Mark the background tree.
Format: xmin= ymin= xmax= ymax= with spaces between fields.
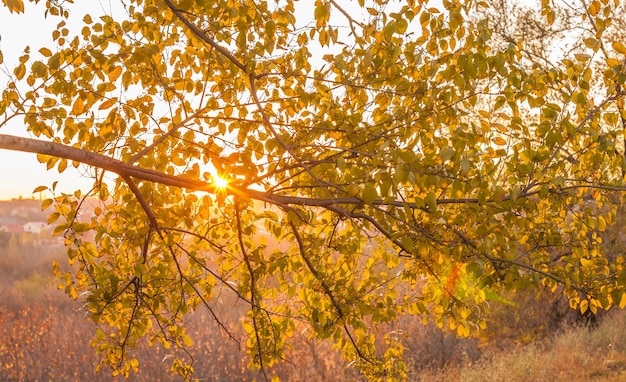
xmin=1 ymin=0 xmax=626 ymax=379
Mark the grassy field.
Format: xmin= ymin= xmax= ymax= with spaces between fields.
xmin=417 ymin=310 xmax=626 ymax=382
xmin=2 ymin=243 xmax=626 ymax=381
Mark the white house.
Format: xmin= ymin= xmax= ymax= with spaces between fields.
xmin=23 ymin=221 xmax=48 ymax=234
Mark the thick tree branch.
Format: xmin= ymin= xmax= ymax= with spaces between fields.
xmin=0 ymin=134 xmax=216 ymax=192
xmin=3 ymin=134 xmax=625 ymax=212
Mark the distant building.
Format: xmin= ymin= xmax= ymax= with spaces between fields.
xmin=0 ymin=224 xmax=25 ymax=233
xmin=23 ymin=222 xmax=48 ymax=234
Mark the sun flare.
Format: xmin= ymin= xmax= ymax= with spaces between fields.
xmin=212 ymin=174 xmax=229 ymax=190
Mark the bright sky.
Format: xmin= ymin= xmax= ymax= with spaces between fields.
xmin=0 ymin=2 xmax=96 ymax=200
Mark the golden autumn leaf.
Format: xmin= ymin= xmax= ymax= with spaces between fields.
xmin=588 ymin=1 xmax=600 ymax=16
xmin=70 ymin=97 xmax=85 ymax=115
xmin=606 ymin=57 xmax=621 ymax=67
xmin=2 ymin=0 xmax=24 ymax=13
xmin=492 ymin=136 xmax=507 ymax=146
xmin=39 ymin=47 xmax=52 ymax=57
xmin=98 ymin=97 xmax=118 ymax=110
xmin=613 ymin=41 xmax=626 ymax=55
xmin=108 ymin=66 xmax=122 ymax=82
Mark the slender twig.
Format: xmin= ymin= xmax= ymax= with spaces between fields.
xmin=128 ymin=109 xmax=204 ymax=164
xmin=162 ymin=0 xmax=247 ymax=73
xmin=289 ymin=221 xmax=373 ymax=364
xmin=329 ymin=0 xmax=365 ymax=37
xmin=235 ymin=202 xmax=269 ymax=381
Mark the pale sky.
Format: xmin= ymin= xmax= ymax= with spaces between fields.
xmin=0 ymin=2 xmax=96 ymax=200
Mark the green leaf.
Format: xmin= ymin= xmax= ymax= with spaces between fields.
xmin=362 ymin=183 xmax=378 ymax=204
xmin=439 ymin=147 xmax=455 ymax=161
xmin=425 ymin=192 xmax=437 ymax=212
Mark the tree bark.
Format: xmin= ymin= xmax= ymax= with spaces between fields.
xmin=0 ymin=134 xmax=214 ymax=191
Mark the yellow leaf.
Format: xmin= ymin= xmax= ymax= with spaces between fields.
xmin=108 ymin=66 xmax=122 ymax=82
xmin=32 ymin=61 xmax=47 ymax=77
xmin=546 ymin=10 xmax=555 ymax=25
xmin=588 ymin=1 xmax=600 ymax=16
xmin=14 ymin=63 xmax=26 ymax=80
xmin=580 ymin=299 xmax=589 ymax=314
xmin=492 ymin=136 xmax=507 ymax=146
xmin=98 ymin=97 xmax=118 ymax=110
xmin=32 ymin=185 xmax=48 ymax=193
xmin=362 ymin=183 xmax=378 ymax=204
xmin=41 ymin=198 xmax=53 ymax=210
xmin=583 ymin=38 xmax=599 ymax=50
xmin=494 ymin=123 xmax=508 ymax=133
xmin=39 ymin=47 xmax=52 ymax=57
xmin=346 ymin=183 xmax=360 ymax=197
xmin=456 ymin=322 xmax=470 ymax=337
xmin=425 ymin=192 xmax=437 ymax=212
xmin=606 ymin=57 xmax=621 ymax=67
xmin=439 ymin=147 xmax=456 ymax=161
xmin=574 ymin=53 xmax=590 ymax=62
xmin=58 ymin=159 xmax=68 ymax=173
xmin=589 ymin=302 xmax=597 ymax=314
xmin=52 ymin=224 xmax=67 ymax=236
xmin=71 ymin=97 xmax=85 ymax=115
xmin=612 ymin=41 xmax=626 ymax=55
xmin=47 ymin=212 xmax=59 ymax=224
xmin=3 ymin=0 xmax=24 ymax=13
xmin=597 ymin=216 xmax=607 ymax=231
xmin=478 ymin=320 xmax=487 ymax=330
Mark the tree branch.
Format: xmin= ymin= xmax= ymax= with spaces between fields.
xmin=2 ymin=133 xmax=624 ymax=213
xmin=0 ymin=134 xmax=216 ymax=192
xmin=162 ymin=0 xmax=248 ymax=73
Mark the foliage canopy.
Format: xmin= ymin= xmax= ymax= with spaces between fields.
xmin=2 ymin=0 xmax=626 ymax=379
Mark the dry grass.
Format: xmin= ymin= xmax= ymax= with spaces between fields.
xmin=3 ymin=289 xmax=626 ymax=381
xmin=416 ymin=310 xmax=626 ymax=382
xmin=2 ymin=242 xmax=626 ymax=381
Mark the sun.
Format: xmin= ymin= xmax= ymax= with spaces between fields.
xmin=202 ymin=163 xmax=229 ymax=192
xmin=212 ymin=173 xmax=229 ymax=190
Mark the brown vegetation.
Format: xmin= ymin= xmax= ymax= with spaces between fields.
xmin=1 ymin=242 xmax=625 ymax=381
xmin=2 ymin=199 xmax=626 ymax=380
